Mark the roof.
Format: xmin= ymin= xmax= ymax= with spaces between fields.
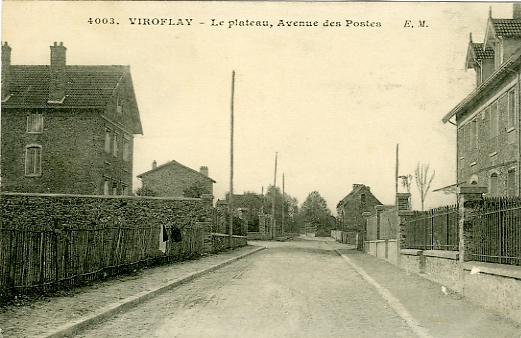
xmin=137 ymin=160 xmax=216 ymax=183
xmin=337 ymin=184 xmax=382 ymax=208
xmin=491 ymin=19 xmax=521 ymax=37
xmin=465 ymin=42 xmax=495 ymax=70
xmin=443 ymin=46 xmax=521 ymax=123
xmin=2 ymin=65 xmax=143 ymax=134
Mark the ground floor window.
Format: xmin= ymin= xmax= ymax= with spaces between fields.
xmin=25 ymin=145 xmax=42 ymax=176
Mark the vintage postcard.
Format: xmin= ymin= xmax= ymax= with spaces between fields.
xmin=1 ymin=1 xmax=520 ymax=337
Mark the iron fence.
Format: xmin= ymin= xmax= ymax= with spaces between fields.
xmin=404 ymin=205 xmax=459 ymax=251
xmin=470 ymin=197 xmax=521 ymax=266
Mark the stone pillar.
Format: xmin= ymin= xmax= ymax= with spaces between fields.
xmin=457 ymin=186 xmax=487 ymax=263
xmin=396 ymin=193 xmax=412 ymax=268
xmin=362 ymin=211 xmax=372 ymax=249
xmin=258 ymin=214 xmax=266 ymax=234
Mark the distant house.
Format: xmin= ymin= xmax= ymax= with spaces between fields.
xmin=137 ymin=160 xmax=215 ymax=198
xmin=336 ymin=184 xmax=382 ymax=232
xmin=443 ymin=4 xmax=521 ymax=197
xmin=0 ymin=42 xmax=143 ymax=195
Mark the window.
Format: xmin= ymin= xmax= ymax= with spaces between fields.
xmin=25 ymin=145 xmax=42 ymax=176
xmin=490 ymin=102 xmax=498 ymax=138
xmin=113 ymin=133 xmax=118 ymax=157
xmin=27 ymin=114 xmax=43 ymax=133
xmin=490 ymin=173 xmax=499 ymax=197
xmin=104 ymin=129 xmax=111 ymax=153
xmin=116 ymin=97 xmax=123 ymax=114
xmin=508 ymin=169 xmax=516 ymax=197
xmin=122 ymin=185 xmax=129 ymax=196
xmin=104 ymin=179 xmax=110 ymax=195
xmin=508 ymin=90 xmax=516 ymax=130
xmin=112 ymin=181 xmax=118 ymax=195
xmin=470 ymin=119 xmax=477 ymax=151
xmin=123 ymin=135 xmax=130 ymax=162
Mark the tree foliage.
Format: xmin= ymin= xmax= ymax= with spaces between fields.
xmin=299 ymin=191 xmax=334 ymax=236
xmin=134 ymin=186 xmax=157 ymax=197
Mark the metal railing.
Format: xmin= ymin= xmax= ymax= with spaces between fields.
xmin=404 ymin=205 xmax=459 ymax=251
xmin=470 ymin=197 xmax=521 ymax=266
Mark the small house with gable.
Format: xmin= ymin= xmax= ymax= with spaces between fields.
xmin=336 ymin=184 xmax=382 ymax=233
xmin=137 ymin=160 xmax=215 ymax=199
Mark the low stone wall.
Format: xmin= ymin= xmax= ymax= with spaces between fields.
xmin=398 ymin=249 xmax=521 ymax=324
xmin=462 ymin=262 xmax=521 ymax=323
xmin=399 ymin=249 xmax=423 ymax=274
xmin=247 ymin=232 xmax=272 ymax=240
xmin=364 ymin=240 xmax=398 ymax=266
xmin=212 ymin=233 xmax=247 ymax=252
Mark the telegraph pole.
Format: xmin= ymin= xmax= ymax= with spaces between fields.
xmin=229 ymin=71 xmax=235 ymax=248
xmin=271 ymin=152 xmax=278 ymax=238
xmin=281 ymin=173 xmax=285 ymax=235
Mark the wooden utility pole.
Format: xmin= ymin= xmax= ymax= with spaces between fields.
xmin=229 ymin=71 xmax=235 ymax=247
xmin=271 ymin=152 xmax=278 ymax=238
xmin=395 ymin=144 xmax=399 ymax=204
xmin=281 ymin=173 xmax=285 ymax=235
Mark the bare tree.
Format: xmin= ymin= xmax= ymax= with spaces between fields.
xmin=415 ymin=163 xmax=435 ymax=211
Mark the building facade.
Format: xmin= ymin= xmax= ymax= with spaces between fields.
xmin=336 ymin=184 xmax=382 ymax=232
xmin=1 ymin=42 xmax=143 ymax=195
xmin=137 ymin=160 xmax=215 ymax=198
xmin=443 ymin=5 xmax=521 ymax=197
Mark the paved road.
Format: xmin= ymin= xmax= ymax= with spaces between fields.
xmin=75 ymin=238 xmax=520 ymax=338
xmin=75 ymin=238 xmax=415 ymax=337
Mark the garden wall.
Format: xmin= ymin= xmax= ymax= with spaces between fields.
xmin=0 ymin=192 xmax=244 ymax=302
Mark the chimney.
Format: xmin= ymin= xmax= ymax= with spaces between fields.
xmin=1 ymin=42 xmax=11 ymax=101
xmin=48 ymin=42 xmax=67 ymax=103
xmin=200 ymin=166 xmax=209 ymax=177
xmin=514 ymin=3 xmax=521 ymax=20
xmin=152 ymin=160 xmax=157 ymax=169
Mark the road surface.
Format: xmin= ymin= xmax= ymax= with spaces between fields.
xmin=75 ymin=238 xmax=520 ymax=338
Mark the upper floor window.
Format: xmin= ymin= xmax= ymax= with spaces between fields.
xmin=508 ymin=89 xmax=516 ymax=130
xmin=113 ymin=133 xmax=118 ymax=157
xmin=104 ymin=129 xmax=111 ymax=153
xmin=116 ymin=97 xmax=123 ymax=114
xmin=25 ymin=145 xmax=42 ymax=176
xmin=27 ymin=114 xmax=43 ymax=133
xmin=490 ymin=102 xmax=498 ymax=138
xmin=508 ymin=169 xmax=516 ymax=197
xmin=123 ymin=135 xmax=130 ymax=162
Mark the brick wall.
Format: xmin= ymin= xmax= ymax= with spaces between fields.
xmin=1 ymin=109 xmax=134 ymax=195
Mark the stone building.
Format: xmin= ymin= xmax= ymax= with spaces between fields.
xmin=443 ymin=4 xmax=521 ymax=197
xmin=137 ymin=160 xmax=215 ymax=198
xmin=1 ymin=42 xmax=143 ymax=195
xmin=336 ymin=184 xmax=382 ymax=232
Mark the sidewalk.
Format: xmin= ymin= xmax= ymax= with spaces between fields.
xmin=328 ymin=239 xmax=521 ymax=338
xmin=0 ymin=245 xmax=264 ymax=338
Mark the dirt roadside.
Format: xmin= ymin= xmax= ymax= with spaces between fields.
xmin=0 ymin=245 xmax=262 ymax=338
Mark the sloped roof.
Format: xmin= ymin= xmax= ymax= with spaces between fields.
xmin=466 ymin=42 xmax=495 ymax=69
xmin=3 ymin=65 xmax=143 ymax=134
xmin=137 ymin=160 xmax=216 ymax=183
xmin=337 ymin=184 xmax=382 ymax=208
xmin=491 ymin=19 xmax=521 ymax=36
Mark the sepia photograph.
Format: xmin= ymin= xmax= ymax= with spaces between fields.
xmin=1 ymin=1 xmax=521 ymax=337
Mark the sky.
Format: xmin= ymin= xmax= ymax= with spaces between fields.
xmin=1 ymin=1 xmax=514 ymax=214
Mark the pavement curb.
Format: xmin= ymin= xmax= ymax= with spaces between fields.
xmin=327 ymin=241 xmax=432 ymax=338
xmin=37 ymin=246 xmax=266 ymax=338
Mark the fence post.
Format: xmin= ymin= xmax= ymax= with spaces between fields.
xmin=457 ymin=186 xmax=487 ymax=264
xmin=396 ymin=193 xmax=412 ymax=268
